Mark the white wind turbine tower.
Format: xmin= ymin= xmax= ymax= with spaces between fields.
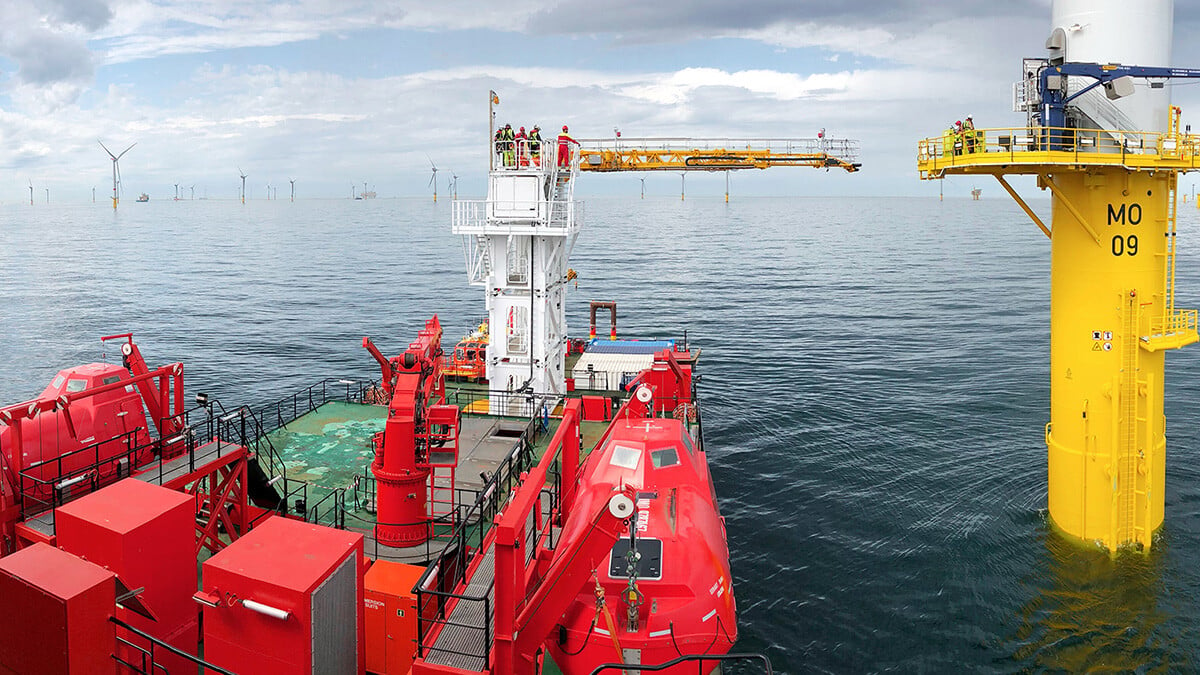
xmin=449 ymin=170 xmax=458 ymax=200
xmin=99 ymin=140 xmax=136 ymax=209
xmin=27 ymin=180 xmax=32 ymax=206
xmin=174 ymin=183 xmax=179 ymax=200
xmin=427 ymin=156 xmax=438 ymax=202
xmin=189 ymin=185 xmax=195 ymax=200
xmin=289 ymin=178 xmax=295 ymax=202
xmin=238 ymin=168 xmax=247 ymax=204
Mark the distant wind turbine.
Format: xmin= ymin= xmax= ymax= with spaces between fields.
xmin=99 ymin=140 xmax=136 ymax=209
xmin=449 ymin=170 xmax=458 ymax=200
xmin=289 ymin=178 xmax=295 ymax=202
xmin=427 ymin=156 xmax=438 ymax=203
xmin=189 ymin=185 xmax=195 ymax=200
xmin=238 ymin=168 xmax=247 ymax=204
xmin=174 ymin=183 xmax=179 ymax=201
xmin=639 ymin=177 xmax=645 ymax=199
xmin=27 ymin=180 xmax=32 ymax=206
xmin=45 ymin=188 xmax=49 ymax=204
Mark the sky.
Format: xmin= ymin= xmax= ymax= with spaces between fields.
xmin=3 ymin=0 xmax=1200 ymax=202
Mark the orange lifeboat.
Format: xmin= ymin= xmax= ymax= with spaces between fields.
xmin=442 ymin=321 xmax=488 ymax=383
xmin=548 ymin=395 xmax=736 ymax=672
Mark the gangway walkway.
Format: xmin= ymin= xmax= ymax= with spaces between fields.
xmin=576 ymin=136 xmax=861 ymax=173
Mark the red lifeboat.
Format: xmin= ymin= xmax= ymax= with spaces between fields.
xmin=549 ymin=414 xmax=736 ymax=673
xmin=1 ymin=363 xmax=150 ymax=497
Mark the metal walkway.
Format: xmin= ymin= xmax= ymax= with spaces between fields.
xmin=133 ymin=441 xmax=241 ymax=487
xmin=425 ymin=544 xmax=496 ymax=671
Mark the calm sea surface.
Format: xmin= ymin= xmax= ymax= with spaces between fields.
xmin=3 ymin=195 xmax=1200 ymax=672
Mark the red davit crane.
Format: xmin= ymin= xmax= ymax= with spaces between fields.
xmin=363 ymin=316 xmax=462 ymax=547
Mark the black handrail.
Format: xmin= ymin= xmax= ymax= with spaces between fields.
xmin=589 ymin=653 xmax=773 ymax=675
xmin=109 ymin=616 xmax=236 ymax=675
xmin=414 ymin=417 xmax=541 ymax=663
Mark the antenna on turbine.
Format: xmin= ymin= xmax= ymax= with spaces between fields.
xmin=99 ymin=140 xmax=136 ymax=209
xmin=238 ymin=168 xmax=247 ymax=204
xmin=426 ymin=155 xmax=439 ymax=202
xmin=289 ymin=178 xmax=295 ymax=202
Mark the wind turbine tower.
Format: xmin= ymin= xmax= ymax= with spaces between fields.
xmin=99 ymin=140 xmax=136 ymax=209
xmin=238 ymin=168 xmax=247 ymax=204
xmin=27 ymin=180 xmax=32 ymax=206
xmin=289 ymin=178 xmax=295 ymax=202
xmin=427 ymin=157 xmax=439 ymax=202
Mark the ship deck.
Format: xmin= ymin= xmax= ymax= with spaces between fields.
xmin=263 ymin=389 xmax=613 ymax=562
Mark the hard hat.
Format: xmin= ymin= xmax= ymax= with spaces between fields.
xmin=966 ymin=114 xmax=973 ymax=119
xmin=563 ymin=125 xmax=569 ymax=131
xmin=519 ymin=126 xmax=525 ymax=132
xmin=956 ymin=120 xmax=962 ymax=125
xmin=533 ymin=125 xmax=539 ymax=130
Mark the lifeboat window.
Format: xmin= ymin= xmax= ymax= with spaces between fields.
xmin=650 ymin=446 xmax=680 ymax=468
xmin=51 ymin=375 xmax=65 ymax=389
xmin=467 ymin=350 xmax=476 ymax=360
xmin=609 ymin=444 xmax=641 ymax=470
xmin=65 ymin=379 xmax=87 ymax=392
xmin=102 ymin=375 xmax=122 ymax=386
xmin=679 ymin=429 xmax=696 ymax=456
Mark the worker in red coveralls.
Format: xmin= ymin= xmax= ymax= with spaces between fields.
xmin=515 ymin=126 xmax=528 ymax=167
xmin=557 ymin=125 xmax=578 ymax=168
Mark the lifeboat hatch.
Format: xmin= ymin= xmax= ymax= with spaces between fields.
xmin=608 ymin=538 xmax=663 ymax=580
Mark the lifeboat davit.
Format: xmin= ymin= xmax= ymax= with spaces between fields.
xmin=549 ymin=407 xmax=736 ymax=672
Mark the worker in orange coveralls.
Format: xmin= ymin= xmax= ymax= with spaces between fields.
xmin=557 ymin=125 xmax=578 ymax=168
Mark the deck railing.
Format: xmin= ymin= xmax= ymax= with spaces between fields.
xmin=917 ymin=125 xmax=1200 ymax=175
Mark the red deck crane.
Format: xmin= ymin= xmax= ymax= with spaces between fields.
xmin=363 ymin=316 xmax=462 ymax=547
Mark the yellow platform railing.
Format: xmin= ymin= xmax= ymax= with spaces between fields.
xmin=916 ymin=126 xmax=1200 ymax=178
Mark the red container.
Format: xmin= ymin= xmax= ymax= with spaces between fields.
xmin=55 ymin=478 xmax=198 ymax=674
xmin=201 ymin=517 xmax=365 ymax=675
xmin=0 ymin=542 xmax=116 ymax=674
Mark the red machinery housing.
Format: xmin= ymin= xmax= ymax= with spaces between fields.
xmin=0 ymin=542 xmax=117 ymax=675
xmin=363 ymin=316 xmax=461 ymax=546
xmin=56 ymin=478 xmax=199 ymax=675
xmin=198 ymin=516 xmax=366 ymax=674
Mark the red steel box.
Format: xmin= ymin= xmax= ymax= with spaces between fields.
xmin=55 ymin=478 xmax=198 ymax=674
xmin=201 ymin=517 xmax=365 ymax=675
xmin=0 ymin=542 xmax=116 ymax=674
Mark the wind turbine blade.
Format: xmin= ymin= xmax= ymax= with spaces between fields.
xmin=427 ymin=174 xmax=434 ymax=187
xmin=98 ymin=140 xmax=116 ymax=160
xmin=116 ymin=142 xmax=137 ymax=160
xmin=425 ymin=154 xmax=437 ymax=170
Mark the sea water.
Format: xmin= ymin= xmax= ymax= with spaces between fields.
xmin=3 ymin=195 xmax=1200 ymax=672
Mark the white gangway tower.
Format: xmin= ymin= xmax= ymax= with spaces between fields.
xmin=453 ymin=114 xmax=582 ymax=415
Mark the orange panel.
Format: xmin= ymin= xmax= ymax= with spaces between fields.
xmin=364 ymin=560 xmax=426 ymax=674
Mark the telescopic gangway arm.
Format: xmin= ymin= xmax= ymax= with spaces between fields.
xmin=576 ymin=137 xmax=861 ymax=173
